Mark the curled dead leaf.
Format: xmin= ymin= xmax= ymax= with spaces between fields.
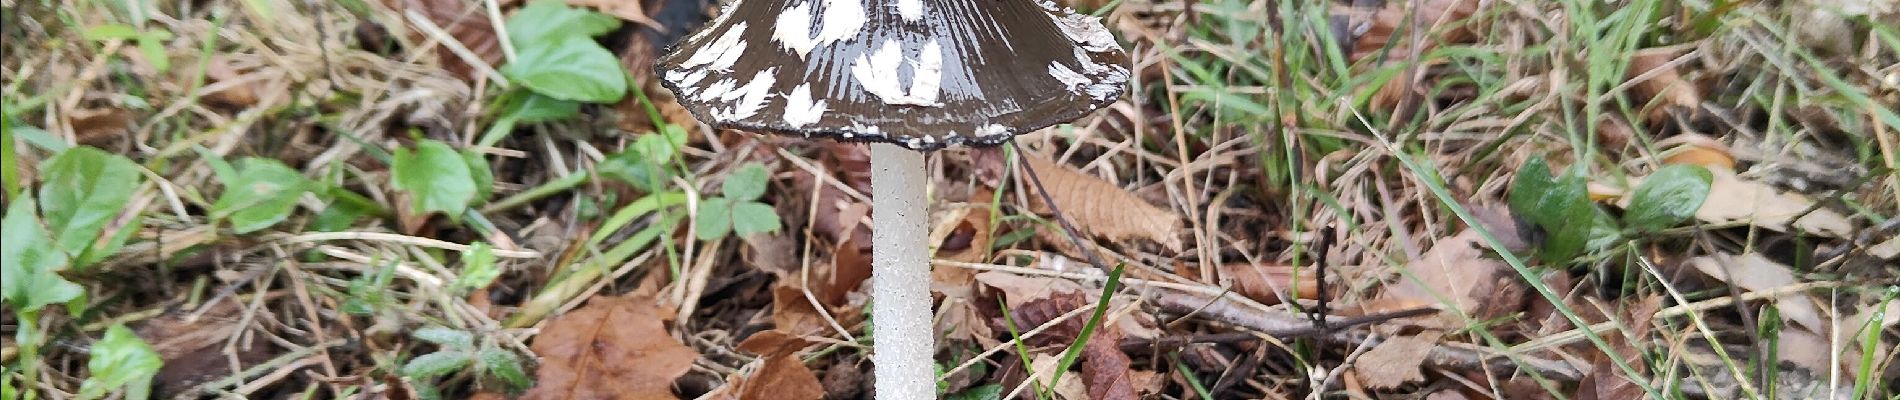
xmin=379 ymin=0 xmax=503 ymax=82
xmin=523 ymin=295 xmax=699 ymax=400
xmin=728 ymin=331 xmax=825 ymax=400
xmin=1217 ymin=263 xmax=1319 ymax=305
xmin=1351 ymin=331 xmax=1442 ymax=390
xmin=1370 ymin=206 xmax=1529 ymax=328
xmin=1081 ymin=330 xmax=1137 ymax=400
xmin=1021 ymin=155 xmax=1183 ymax=253
xmin=1627 ymin=47 xmax=1703 ymax=125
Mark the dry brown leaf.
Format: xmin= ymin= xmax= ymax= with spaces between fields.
xmin=566 ymin=0 xmax=662 ymax=30
xmin=523 ymin=294 xmax=699 ymax=400
xmin=1574 ymin=296 xmax=1661 ymax=400
xmin=1351 ymin=331 xmax=1441 ymax=389
xmin=1217 ymin=263 xmax=1319 ymax=306
xmin=772 ymin=285 xmax=829 ymax=337
xmin=931 ymin=205 xmax=994 ymax=264
xmin=1370 ymin=206 xmax=1529 ymax=328
xmin=995 ymin=288 xmax=1090 ymax=347
xmin=820 ymin=358 xmax=867 ymax=400
xmin=379 ymin=0 xmax=503 ymax=82
xmin=1691 ymin=168 xmax=1854 ymax=238
xmin=1657 ymin=134 xmax=1736 ymax=170
xmin=730 ymin=331 xmax=825 ymax=400
xmin=1688 ymin=254 xmax=1825 ymax=333
xmin=1030 ymin=353 xmax=1089 ymax=400
xmin=1627 ymin=47 xmax=1702 ymax=125
xmin=1081 ymin=330 xmax=1136 ymax=400
xmin=1022 ymin=155 xmax=1183 ymax=252
xmin=1349 ymin=0 xmax=1484 ymax=109
xmin=137 ymin=303 xmax=275 ymax=397
xmin=67 ymin=107 xmax=134 ymax=146
xmin=201 ymin=55 xmax=263 ymax=109
xmin=976 ymin=271 xmax=1087 ymax=311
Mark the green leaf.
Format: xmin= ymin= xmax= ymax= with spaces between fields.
xmin=695 ymin=197 xmax=733 ymax=240
xmin=454 ymin=242 xmax=500 ymax=293
xmin=212 ymin=158 xmax=312 ymax=233
xmin=401 ymin=351 xmax=472 ymax=378
xmin=598 ymin=148 xmax=667 ymax=192
xmin=2 ymin=197 xmax=83 ymax=313
xmin=79 ymin=325 xmax=161 ymax=400
xmin=722 ymin=163 xmax=770 ymax=201
xmin=39 ymin=146 xmax=144 ymax=258
xmin=947 ymin=384 xmax=1003 ymax=400
xmin=463 ymin=150 xmax=494 ymax=204
xmin=1624 ymin=164 xmax=1713 ymax=232
xmin=501 ymin=91 xmax=579 ymax=123
xmin=501 ymin=35 xmax=627 ymax=103
xmin=136 ymin=34 xmax=169 ymax=72
xmin=504 ymin=0 xmax=620 ymax=47
xmin=413 ymin=327 xmax=475 ymax=349
xmin=1507 ymin=158 xmax=1597 ymax=262
xmin=730 ymin=201 xmax=781 ymax=236
xmin=479 ymin=346 xmax=531 ymax=392
xmin=82 ymin=24 xmax=141 ymax=40
xmin=392 ymin=140 xmax=477 ymax=219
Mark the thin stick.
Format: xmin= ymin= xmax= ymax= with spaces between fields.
xmin=869 ymin=143 xmax=934 ymax=400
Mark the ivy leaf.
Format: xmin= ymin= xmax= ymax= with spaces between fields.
xmin=211 ymin=158 xmax=312 ymax=233
xmin=504 ymin=0 xmax=620 ymax=47
xmin=402 ymin=351 xmax=473 ymax=378
xmin=730 ymin=201 xmax=782 ymax=236
xmin=501 ymin=34 xmax=627 ymax=103
xmin=1 ymin=197 xmax=83 ymax=313
xmin=1624 ymin=164 xmax=1713 ymax=233
xmin=392 ymin=140 xmax=477 ymax=220
xmin=695 ymin=197 xmax=733 ymax=240
xmin=38 ymin=146 xmax=144 ymax=258
xmin=413 ymin=327 xmax=475 ymax=349
xmin=78 ymin=325 xmax=162 ymax=400
xmin=722 ymin=163 xmax=770 ymax=201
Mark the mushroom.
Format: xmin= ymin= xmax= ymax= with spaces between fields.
xmin=657 ymin=3 xmax=1127 ymax=398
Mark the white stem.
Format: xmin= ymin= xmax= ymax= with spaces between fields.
xmin=869 ymin=143 xmax=935 ymax=399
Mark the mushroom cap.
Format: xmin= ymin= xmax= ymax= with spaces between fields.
xmin=656 ymin=0 xmax=1130 ymax=150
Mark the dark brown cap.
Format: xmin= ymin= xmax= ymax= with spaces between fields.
xmin=657 ymin=1 xmax=1130 ymax=150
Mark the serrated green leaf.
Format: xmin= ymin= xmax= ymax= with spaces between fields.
xmin=722 ymin=163 xmax=769 ymax=201
xmin=504 ymin=0 xmax=620 ymax=46
xmin=454 ymin=243 xmax=500 ymax=293
xmin=39 ymin=146 xmax=143 ymax=258
xmin=212 ymin=158 xmax=311 ymax=233
xmin=79 ymin=325 xmax=161 ymax=400
xmin=478 ymin=346 xmax=531 ymax=392
xmin=392 ymin=140 xmax=477 ymax=219
xmin=2 ymin=197 xmax=83 ymax=313
xmin=730 ymin=201 xmax=781 ymax=236
xmin=1624 ymin=164 xmax=1713 ymax=232
xmin=695 ymin=197 xmax=733 ymax=240
xmin=502 ymin=35 xmax=627 ymax=103
xmin=413 ymin=327 xmax=475 ymax=349
xmin=401 ymin=351 xmax=472 ymax=378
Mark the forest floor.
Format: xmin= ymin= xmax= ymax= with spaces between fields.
xmin=2 ymin=0 xmax=1898 ymax=399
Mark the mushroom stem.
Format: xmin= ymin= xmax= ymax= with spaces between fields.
xmin=868 ymin=142 xmax=935 ymax=399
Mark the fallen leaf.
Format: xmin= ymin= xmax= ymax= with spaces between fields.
xmin=66 ymin=107 xmax=134 ymax=146
xmin=523 ymin=294 xmax=699 ymax=400
xmin=1030 ymin=353 xmax=1089 ymax=400
xmin=1627 ymin=47 xmax=1702 ymax=125
xmin=1351 ymin=331 xmax=1441 ymax=389
xmin=1688 ymin=254 xmax=1824 ymax=333
xmin=931 ymin=205 xmax=994 ymax=264
xmin=772 ymin=285 xmax=829 ymax=337
xmin=730 ymin=331 xmax=824 ymax=400
xmin=379 ymin=0 xmax=503 ymax=82
xmin=820 ymin=357 xmax=866 ymax=400
xmin=137 ymin=302 xmax=275 ymax=397
xmin=1657 ymin=134 xmax=1735 ymax=170
xmin=1574 ymin=296 xmax=1661 ymax=400
xmin=199 ymin=55 xmax=265 ymax=109
xmin=565 ymin=0 xmax=662 ymax=30
xmin=1021 ymin=155 xmax=1183 ymax=253
xmin=976 ymin=271 xmax=1087 ymax=311
xmin=994 ymin=288 xmax=1090 ymax=347
xmin=1370 ymin=206 xmax=1529 ymax=328
xmin=1081 ymin=330 xmax=1136 ymax=400
xmin=1689 ymin=167 xmax=1854 ymax=238
xmin=1349 ymin=0 xmax=1484 ymax=109
xmin=1217 ymin=263 xmax=1319 ymax=305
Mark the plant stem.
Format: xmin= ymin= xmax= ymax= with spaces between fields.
xmin=869 ymin=143 xmax=935 ymax=399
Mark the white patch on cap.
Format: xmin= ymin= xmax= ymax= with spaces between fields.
xmin=975 ymin=124 xmax=1008 ymax=137
xmin=782 ymin=84 xmax=828 ymax=128
xmin=894 ymin=0 xmax=922 ymax=20
xmin=697 ymin=78 xmax=737 ymax=102
xmin=851 ymin=38 xmax=944 ymax=106
xmin=815 ymin=0 xmax=866 ymax=46
xmin=772 ymin=2 xmax=817 ymax=57
xmin=1049 ymin=62 xmax=1089 ymax=93
xmin=1052 ymin=14 xmax=1117 ymax=53
xmin=682 ymin=22 xmax=750 ymax=71
xmin=717 ymin=69 xmax=778 ymax=121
